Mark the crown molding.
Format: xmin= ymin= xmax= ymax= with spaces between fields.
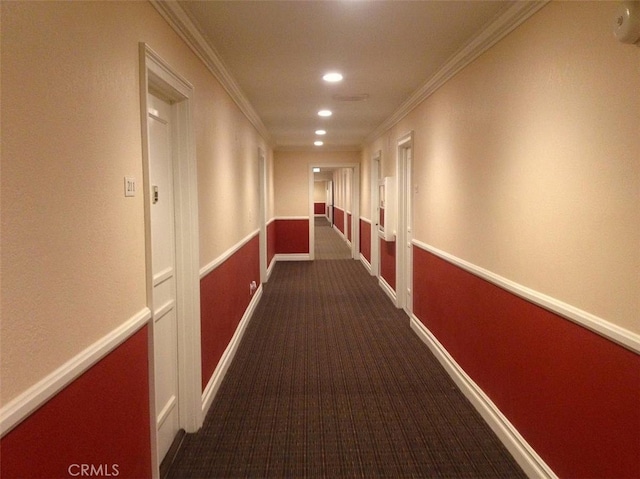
xmin=365 ymin=1 xmax=549 ymax=144
xmin=152 ymin=0 xmax=548 ymax=151
xmin=150 ymin=0 xmax=273 ymax=146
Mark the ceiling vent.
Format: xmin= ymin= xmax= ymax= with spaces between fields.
xmin=332 ymin=93 xmax=370 ymax=102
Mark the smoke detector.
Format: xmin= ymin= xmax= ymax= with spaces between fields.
xmin=613 ymin=1 xmax=640 ymax=44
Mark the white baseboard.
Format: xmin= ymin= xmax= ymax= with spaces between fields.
xmin=333 ymin=225 xmax=347 ymax=242
xmin=1 ymin=308 xmax=151 ymax=437
xmin=266 ymin=257 xmax=276 ymax=279
xmin=409 ymin=315 xmax=557 ymax=479
xmin=201 ymin=286 xmax=263 ymax=416
xmin=359 ymin=254 xmax=372 ymax=274
xmin=274 ymin=253 xmax=311 ymax=262
xmin=378 ymin=277 xmax=397 ymax=306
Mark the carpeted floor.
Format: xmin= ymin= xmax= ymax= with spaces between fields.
xmin=314 ymin=216 xmax=352 ymax=260
xmin=168 ymin=237 xmax=527 ymax=478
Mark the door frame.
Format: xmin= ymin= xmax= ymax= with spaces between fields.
xmin=370 ymin=150 xmax=382 ymax=277
xmin=396 ymin=132 xmax=414 ymax=313
xmin=140 ymin=43 xmax=202 ymax=477
xmin=342 ymin=169 xmax=350 ymax=243
xmin=258 ymin=147 xmax=268 ymax=284
xmin=327 ymin=180 xmax=334 ymax=225
xmin=308 ymin=162 xmax=360 ymax=261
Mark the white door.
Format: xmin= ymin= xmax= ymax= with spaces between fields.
xmin=343 ymin=170 xmax=349 ymax=240
xmin=371 ymin=152 xmax=381 ymax=278
xmin=403 ymin=146 xmax=413 ymax=315
xmin=325 ymin=182 xmax=330 ymax=219
xmin=148 ymin=92 xmax=180 ymax=462
xmin=327 ymin=181 xmax=334 ymax=225
xmin=259 ymin=149 xmax=267 ymax=283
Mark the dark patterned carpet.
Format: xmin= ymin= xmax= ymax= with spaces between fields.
xmin=314 ymin=216 xmax=352 ymax=260
xmin=168 ymin=254 xmax=526 ymax=478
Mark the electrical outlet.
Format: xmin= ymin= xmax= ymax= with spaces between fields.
xmin=249 ymin=280 xmax=257 ymax=295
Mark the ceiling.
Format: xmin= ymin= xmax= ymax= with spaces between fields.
xmin=172 ymin=1 xmax=517 ymax=151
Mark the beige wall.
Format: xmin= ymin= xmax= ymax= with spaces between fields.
xmin=274 ymin=150 xmax=360 ymax=217
xmin=195 ymin=84 xmax=271 ymax=261
xmin=363 ymin=2 xmax=639 ymax=332
xmin=1 ymin=1 xmax=271 ymax=405
xmin=333 ymin=168 xmax=353 ymax=213
xmin=313 ymin=181 xmax=327 ymax=203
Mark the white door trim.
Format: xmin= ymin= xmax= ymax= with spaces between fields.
xmin=370 ymin=150 xmax=382 ymax=278
xmin=308 ymin=163 xmax=360 ymax=261
xmin=139 ymin=43 xmax=202 ymax=477
xmin=258 ymin=148 xmax=268 ymax=283
xmin=396 ymin=132 xmax=414 ymax=313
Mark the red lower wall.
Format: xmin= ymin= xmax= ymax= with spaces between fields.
xmin=334 ymin=208 xmax=345 ymax=235
xmin=267 ymin=220 xmax=276 ymax=267
xmin=412 ymin=245 xmax=640 ymax=479
xmin=314 ymin=202 xmax=325 ymax=215
xmin=359 ymin=219 xmax=371 ymax=263
xmin=347 ymin=213 xmax=352 ymax=242
xmin=0 ymin=326 xmax=152 ymax=478
xmin=274 ymin=219 xmax=309 ymax=254
xmin=380 ymin=239 xmax=396 ymax=290
xmin=200 ymin=236 xmax=260 ymax=390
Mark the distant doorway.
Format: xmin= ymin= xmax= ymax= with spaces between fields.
xmin=308 ymin=163 xmax=360 ymax=261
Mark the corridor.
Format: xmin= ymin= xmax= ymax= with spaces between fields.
xmin=167 ymin=223 xmax=525 ymax=478
xmin=3 ymin=3 xmax=638 ymax=478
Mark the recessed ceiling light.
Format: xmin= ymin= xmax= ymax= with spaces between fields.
xmin=313 ymin=167 xmax=321 ymax=173
xmin=323 ymin=72 xmax=343 ymax=83
xmin=318 ymin=110 xmax=332 ymax=117
xmin=314 ymin=141 xmax=324 ymax=146
xmin=315 ymin=130 xmax=327 ymax=135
